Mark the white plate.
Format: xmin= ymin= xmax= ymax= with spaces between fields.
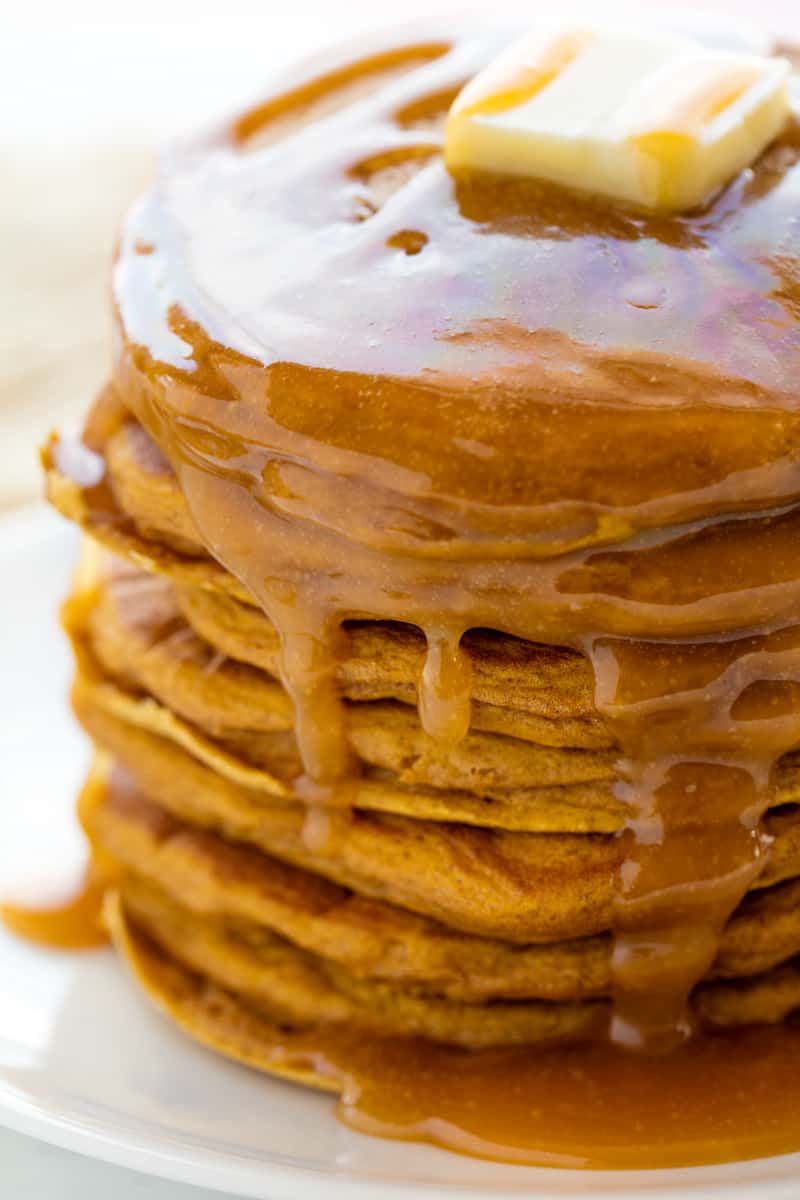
xmin=2 ymin=503 xmax=800 ymax=1200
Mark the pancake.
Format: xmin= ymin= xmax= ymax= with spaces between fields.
xmin=71 ymin=637 xmax=800 ymax=944
xmin=83 ymin=570 xmax=616 ymax=788
xmin=77 ymin=553 xmax=800 ymax=830
xmin=117 ymin=875 xmax=601 ymax=1048
xmin=64 ymin=552 xmax=800 ymax=907
xmin=83 ymin=760 xmax=613 ymax=1004
xmin=48 ymin=402 xmax=800 ymax=637
xmin=104 ymin=889 xmax=341 ymax=1095
xmin=75 ymin=688 xmax=623 ymax=943
xmin=92 ymin=551 xmax=612 ymax=752
xmin=48 ymin=427 xmax=800 ymax=838
xmin=112 ymin=874 xmax=800 ymax=1046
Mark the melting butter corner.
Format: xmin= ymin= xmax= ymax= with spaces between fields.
xmin=444 ymin=26 xmax=791 ymax=212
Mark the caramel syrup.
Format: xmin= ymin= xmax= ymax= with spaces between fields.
xmin=292 ymin=1025 xmax=800 ymax=1169
xmin=1 ymin=863 xmax=109 ymax=950
xmin=33 ymin=22 xmax=800 ymax=1170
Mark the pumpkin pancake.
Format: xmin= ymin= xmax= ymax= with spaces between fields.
xmin=113 ymin=874 xmax=800 ymax=1046
xmin=68 ymin=549 xmax=800 ymax=871
xmin=117 ymin=875 xmax=600 ymax=1048
xmin=83 ymin=759 xmax=613 ymax=1004
xmin=74 ymin=689 xmax=622 ymax=943
xmin=105 ymin=888 xmax=341 ymax=1096
xmin=72 ymin=662 xmax=800 ymax=944
xmin=92 ymin=552 xmax=612 ymax=752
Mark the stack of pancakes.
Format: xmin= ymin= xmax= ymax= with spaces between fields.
xmin=40 ymin=23 xmax=800 ymax=1082
xmin=44 ymin=399 xmax=800 ymax=1060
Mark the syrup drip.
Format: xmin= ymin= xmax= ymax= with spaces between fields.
xmin=1 ymin=863 xmax=109 ymax=950
xmin=418 ymin=624 xmax=471 ymax=744
xmin=272 ymin=609 xmax=355 ymax=786
xmin=166 ymin=463 xmax=356 ymax=788
xmin=591 ymin=631 xmax=800 ymax=1047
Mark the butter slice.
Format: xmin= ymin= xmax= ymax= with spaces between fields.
xmin=445 ymin=27 xmax=791 ymax=211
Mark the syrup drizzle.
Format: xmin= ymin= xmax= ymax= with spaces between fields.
xmin=418 ymin=624 xmax=471 ymax=745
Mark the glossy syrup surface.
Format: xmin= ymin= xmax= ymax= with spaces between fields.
xmin=42 ymin=20 xmax=800 ymax=1166
xmin=298 ymin=1022 xmax=800 ymax=1168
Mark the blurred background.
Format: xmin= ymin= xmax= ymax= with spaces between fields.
xmin=4 ymin=0 xmax=799 ymax=512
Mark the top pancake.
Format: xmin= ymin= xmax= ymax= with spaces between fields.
xmin=113 ymin=24 xmax=800 ymax=541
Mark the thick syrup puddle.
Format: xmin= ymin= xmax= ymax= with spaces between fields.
xmin=115 ymin=903 xmax=800 ymax=1171
xmin=260 ymin=1023 xmax=800 ymax=1169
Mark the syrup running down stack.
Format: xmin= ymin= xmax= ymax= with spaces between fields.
xmin=24 ymin=20 xmax=800 ymax=1167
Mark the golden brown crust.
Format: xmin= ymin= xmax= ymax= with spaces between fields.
xmin=118 ymin=875 xmax=601 ymax=1047
xmin=104 ymin=890 xmax=341 ymax=1094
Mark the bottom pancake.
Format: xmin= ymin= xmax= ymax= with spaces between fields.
xmin=104 ymin=890 xmax=339 ymax=1095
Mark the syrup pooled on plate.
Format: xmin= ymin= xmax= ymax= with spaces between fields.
xmin=288 ymin=1025 xmax=800 ymax=1169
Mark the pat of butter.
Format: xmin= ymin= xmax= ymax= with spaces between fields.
xmin=445 ymin=27 xmax=791 ymax=211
